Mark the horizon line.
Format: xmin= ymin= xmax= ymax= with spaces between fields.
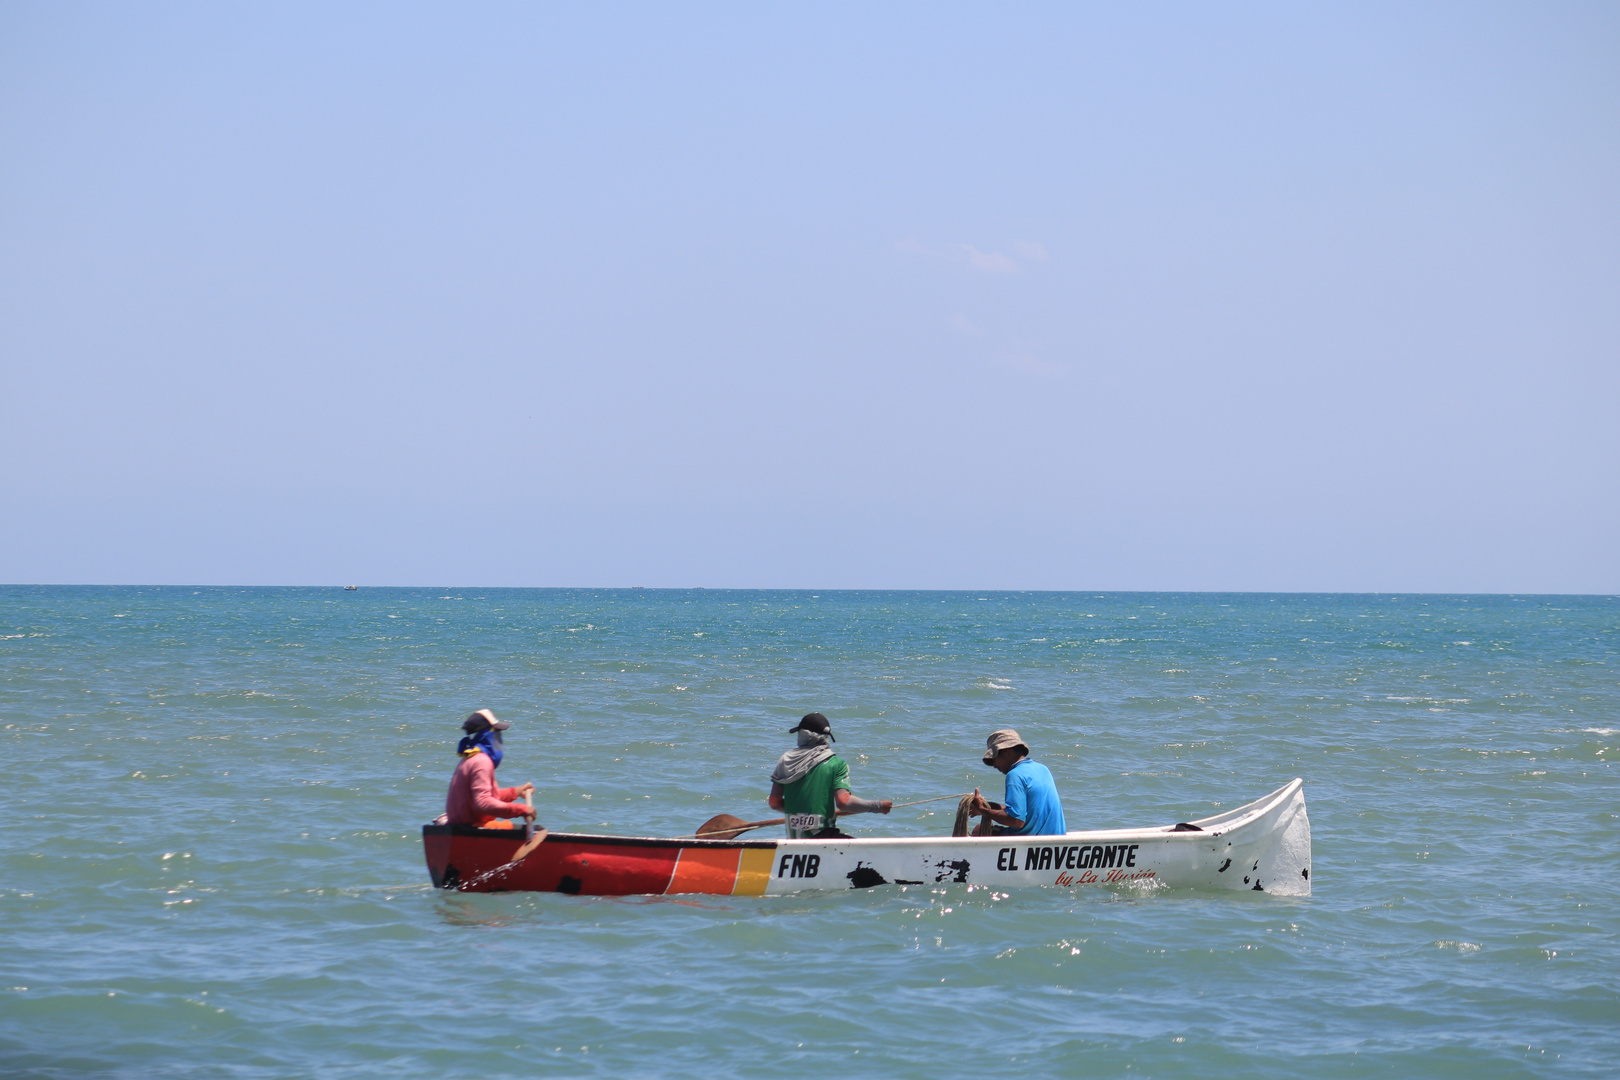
xmin=3 ymin=583 xmax=1616 ymax=599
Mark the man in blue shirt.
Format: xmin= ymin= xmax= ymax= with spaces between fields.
xmin=968 ymin=729 xmax=1066 ymax=836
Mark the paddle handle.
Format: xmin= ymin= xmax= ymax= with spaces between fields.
xmin=524 ymin=791 xmax=534 ymax=840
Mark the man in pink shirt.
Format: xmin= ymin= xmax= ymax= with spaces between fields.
xmin=445 ymin=709 xmax=537 ymax=829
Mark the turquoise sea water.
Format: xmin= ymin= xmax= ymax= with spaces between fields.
xmin=1 ymin=587 xmax=1616 ymax=1078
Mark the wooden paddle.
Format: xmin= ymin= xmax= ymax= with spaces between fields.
xmin=505 ymin=791 xmax=548 ymax=863
xmin=692 ymin=793 xmax=970 ymax=840
xmin=693 ymin=814 xmax=787 ymax=840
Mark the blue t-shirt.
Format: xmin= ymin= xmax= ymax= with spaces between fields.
xmin=1000 ymin=759 xmax=1065 ymax=835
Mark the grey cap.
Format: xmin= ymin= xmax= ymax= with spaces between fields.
xmin=982 ymin=728 xmax=1028 ymax=765
xmin=461 ymin=708 xmax=511 ymax=734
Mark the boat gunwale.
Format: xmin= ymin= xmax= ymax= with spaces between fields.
xmin=421 ymin=780 xmax=1302 ymax=850
xmin=421 ymin=824 xmax=776 ymax=848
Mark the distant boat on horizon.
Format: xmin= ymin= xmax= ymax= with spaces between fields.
xmin=343 ymin=585 xmax=358 ymax=591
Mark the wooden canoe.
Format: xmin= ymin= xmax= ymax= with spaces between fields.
xmin=422 ymin=778 xmax=1311 ymax=898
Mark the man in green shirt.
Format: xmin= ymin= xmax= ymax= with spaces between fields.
xmin=767 ymin=713 xmax=892 ymax=838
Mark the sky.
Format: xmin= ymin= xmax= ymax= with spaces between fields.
xmin=2 ymin=2 xmax=1616 ymax=592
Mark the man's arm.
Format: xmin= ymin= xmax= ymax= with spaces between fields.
xmin=768 ymin=782 xmax=784 ymax=811
xmin=470 ymin=757 xmax=535 ymax=819
xmin=829 ymin=760 xmax=890 ymax=814
xmin=834 ymin=789 xmax=892 ymax=815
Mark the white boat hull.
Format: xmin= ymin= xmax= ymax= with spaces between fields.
xmin=761 ymin=778 xmax=1311 ymax=896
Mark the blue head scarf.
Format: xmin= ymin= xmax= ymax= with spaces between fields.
xmin=456 ymin=727 xmax=503 ymax=768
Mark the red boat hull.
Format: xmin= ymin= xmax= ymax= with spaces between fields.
xmin=423 ymin=824 xmax=778 ymax=896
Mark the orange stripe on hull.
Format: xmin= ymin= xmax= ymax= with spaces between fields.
xmin=666 ymin=845 xmax=743 ymax=895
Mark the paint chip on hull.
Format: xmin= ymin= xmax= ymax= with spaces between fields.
xmin=847 ymin=863 xmax=887 ymax=889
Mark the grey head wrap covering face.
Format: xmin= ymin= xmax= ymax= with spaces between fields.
xmin=770 ymin=728 xmax=836 ymax=785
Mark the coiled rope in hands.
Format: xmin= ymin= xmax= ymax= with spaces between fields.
xmin=953 ymin=795 xmax=974 ymax=837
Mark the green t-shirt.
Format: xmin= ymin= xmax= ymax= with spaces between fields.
xmin=781 ymin=756 xmax=851 ymax=838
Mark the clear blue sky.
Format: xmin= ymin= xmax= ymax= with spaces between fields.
xmin=2 ymin=3 xmax=1616 ymax=591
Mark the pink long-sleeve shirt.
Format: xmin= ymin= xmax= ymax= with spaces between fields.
xmin=445 ymin=751 xmax=527 ymax=825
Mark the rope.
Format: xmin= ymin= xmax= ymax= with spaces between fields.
xmin=894 ymin=790 xmax=965 ymax=806
xmin=953 ymin=795 xmax=974 ymax=837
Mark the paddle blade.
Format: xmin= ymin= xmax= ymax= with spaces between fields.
xmin=695 ymin=814 xmax=753 ymax=840
xmin=507 ymin=827 xmax=548 ymax=865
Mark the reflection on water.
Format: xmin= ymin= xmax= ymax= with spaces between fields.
xmin=434 ymin=896 xmax=528 ymax=928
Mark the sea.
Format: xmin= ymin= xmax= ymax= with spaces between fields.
xmin=1 ymin=587 xmax=1615 ymax=1078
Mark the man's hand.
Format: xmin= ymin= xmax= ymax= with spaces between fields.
xmin=968 ymin=788 xmax=1023 ymax=830
xmin=521 ymin=804 xmax=538 ymax=820
xmin=879 ymin=800 xmax=892 ymax=814
xmin=515 ymin=782 xmax=535 ymax=798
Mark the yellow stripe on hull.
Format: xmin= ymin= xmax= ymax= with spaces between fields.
xmin=732 ymin=846 xmax=776 ymax=896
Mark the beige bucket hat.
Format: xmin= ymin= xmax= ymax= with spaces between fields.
xmin=982 ymin=728 xmax=1029 ymax=765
